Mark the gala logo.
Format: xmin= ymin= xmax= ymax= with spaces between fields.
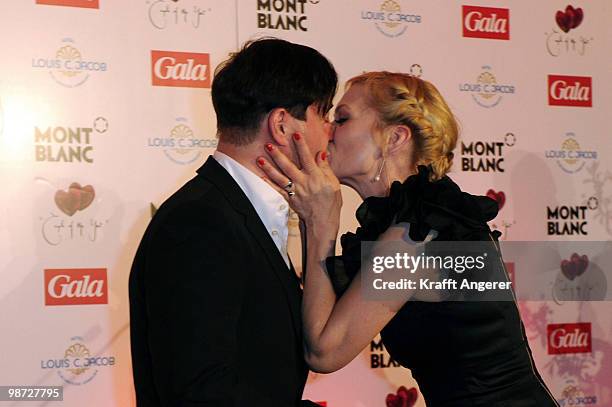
xmin=547 ymin=322 xmax=592 ymax=355
xmin=44 ymin=268 xmax=108 ymax=305
xmin=548 ymin=75 xmax=592 ymax=107
xmin=36 ymin=0 xmax=99 ymax=8
xmin=462 ymin=5 xmax=510 ymax=40
xmin=151 ymin=50 xmax=210 ymax=88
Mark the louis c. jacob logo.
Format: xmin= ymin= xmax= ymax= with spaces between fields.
xmin=32 ymin=38 xmax=107 ymax=87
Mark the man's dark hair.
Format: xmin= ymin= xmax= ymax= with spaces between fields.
xmin=212 ymin=38 xmax=338 ymax=145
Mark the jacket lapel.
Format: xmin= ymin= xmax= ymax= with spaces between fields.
xmin=197 ymin=156 xmax=303 ymax=339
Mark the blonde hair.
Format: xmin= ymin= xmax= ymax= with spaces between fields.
xmin=347 ymin=72 xmax=458 ymax=181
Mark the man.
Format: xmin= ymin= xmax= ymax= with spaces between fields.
xmin=129 ymin=38 xmax=337 ymax=406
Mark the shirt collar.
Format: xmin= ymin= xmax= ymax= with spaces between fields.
xmin=212 ymin=151 xmax=290 ymax=264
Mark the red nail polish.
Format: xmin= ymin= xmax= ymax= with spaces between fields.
xmin=257 ymin=158 xmax=265 ymax=166
xmin=265 ymin=143 xmax=274 ymax=152
xmin=321 ymin=151 xmax=327 ymax=161
xmin=293 ymin=133 xmax=301 ymax=141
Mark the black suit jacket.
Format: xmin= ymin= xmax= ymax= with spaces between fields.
xmin=129 ymin=157 xmax=308 ymax=406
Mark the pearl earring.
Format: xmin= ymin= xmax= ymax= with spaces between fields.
xmin=373 ymin=157 xmax=386 ymax=182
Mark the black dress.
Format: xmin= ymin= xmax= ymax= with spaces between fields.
xmin=326 ymin=166 xmax=559 ymax=407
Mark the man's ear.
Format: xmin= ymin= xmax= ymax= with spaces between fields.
xmin=267 ymin=108 xmax=291 ymax=146
xmin=386 ymin=124 xmax=412 ymax=155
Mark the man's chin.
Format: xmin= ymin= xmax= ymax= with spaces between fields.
xmin=328 ymin=159 xmax=341 ymax=177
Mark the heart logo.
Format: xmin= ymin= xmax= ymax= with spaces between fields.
xmin=486 ymin=189 xmax=506 ymax=211
xmin=561 ymin=253 xmax=589 ymax=280
xmin=386 ymin=386 xmax=418 ymax=407
xmin=54 ymin=182 xmax=95 ymax=216
xmin=566 ymin=5 xmax=584 ymax=29
xmin=556 ymin=5 xmax=584 ymax=33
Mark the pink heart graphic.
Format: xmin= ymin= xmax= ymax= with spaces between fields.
xmin=555 ymin=10 xmax=571 ymax=33
xmin=566 ymin=5 xmax=584 ymax=29
xmin=561 ymin=253 xmax=589 ymax=280
xmin=54 ymin=182 xmax=96 ymax=216
xmin=486 ymin=189 xmax=506 ymax=211
xmin=556 ymin=5 xmax=584 ymax=33
xmin=386 ymin=386 xmax=418 ymax=407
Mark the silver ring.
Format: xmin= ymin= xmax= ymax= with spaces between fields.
xmin=283 ymin=180 xmax=293 ymax=191
xmin=288 ymin=191 xmax=296 ymax=197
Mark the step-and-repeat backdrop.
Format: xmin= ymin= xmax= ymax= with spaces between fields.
xmin=0 ymin=1 xmax=611 ymax=406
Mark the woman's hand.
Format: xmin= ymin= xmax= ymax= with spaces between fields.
xmin=256 ymin=132 xmax=342 ymax=238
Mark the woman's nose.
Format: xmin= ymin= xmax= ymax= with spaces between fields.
xmin=325 ymin=122 xmax=335 ymax=141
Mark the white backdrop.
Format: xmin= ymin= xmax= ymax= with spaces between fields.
xmin=0 ymin=1 xmax=611 ymax=406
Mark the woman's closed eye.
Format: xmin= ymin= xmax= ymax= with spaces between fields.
xmin=334 ymin=117 xmax=348 ymax=125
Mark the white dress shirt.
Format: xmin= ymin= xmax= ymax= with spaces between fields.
xmin=213 ymin=151 xmax=291 ymax=267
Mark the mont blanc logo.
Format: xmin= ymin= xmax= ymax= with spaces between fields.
xmin=547 ymin=200 xmax=597 ymax=236
xmin=151 ymin=50 xmax=210 ymax=88
xmin=256 ymin=0 xmax=320 ymax=32
xmin=370 ymin=337 xmax=401 ymax=369
xmin=462 ymin=5 xmax=510 ymax=40
xmin=461 ymin=133 xmax=515 ymax=172
xmin=34 ymin=117 xmax=108 ymax=164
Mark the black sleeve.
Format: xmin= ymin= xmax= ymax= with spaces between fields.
xmin=144 ymin=203 xmax=248 ymax=406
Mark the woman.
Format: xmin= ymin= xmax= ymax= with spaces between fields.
xmin=256 ymin=72 xmax=558 ymax=406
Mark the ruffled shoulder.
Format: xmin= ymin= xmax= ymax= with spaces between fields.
xmin=326 ymin=165 xmax=501 ymax=296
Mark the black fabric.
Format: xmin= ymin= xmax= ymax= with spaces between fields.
xmin=129 ymin=156 xmax=308 ymax=407
xmin=326 ymin=166 xmax=559 ymax=406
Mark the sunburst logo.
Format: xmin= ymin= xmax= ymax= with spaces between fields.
xmin=170 ymin=123 xmax=195 ymax=155
xmin=544 ymin=133 xmax=597 ymax=174
xmin=557 ymin=379 xmax=597 ymax=406
xmin=32 ymin=38 xmax=108 ymax=87
xmin=64 ymin=342 xmax=91 ymax=376
xmin=147 ymin=117 xmax=217 ymax=165
xmin=361 ymin=0 xmax=422 ymax=38
xmin=561 ymin=138 xmax=580 ymax=166
xmin=40 ymin=336 xmax=116 ymax=385
xmin=459 ymin=65 xmax=516 ymax=108
xmin=380 ymin=0 xmax=401 ymax=29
